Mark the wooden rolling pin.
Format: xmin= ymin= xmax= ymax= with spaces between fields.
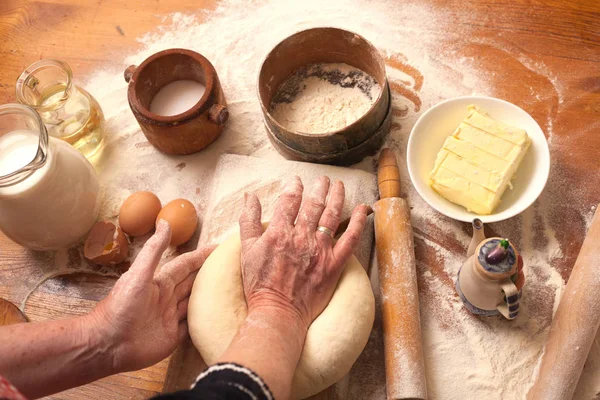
xmin=527 ymin=204 xmax=600 ymax=400
xmin=373 ymin=148 xmax=427 ymax=400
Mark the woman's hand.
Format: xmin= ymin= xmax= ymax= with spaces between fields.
xmin=87 ymin=220 xmax=214 ymax=373
xmin=0 ymin=220 xmax=214 ymax=398
xmin=215 ymin=176 xmax=368 ymax=399
xmin=239 ymin=176 xmax=369 ymax=330
xmin=218 ymin=177 xmax=367 ymax=399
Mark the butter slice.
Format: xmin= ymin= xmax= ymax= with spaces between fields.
xmin=464 ymin=105 xmax=529 ymax=146
xmin=429 ymin=105 xmax=531 ymax=214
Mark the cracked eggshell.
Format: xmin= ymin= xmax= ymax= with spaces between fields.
xmin=84 ymin=221 xmax=129 ymax=266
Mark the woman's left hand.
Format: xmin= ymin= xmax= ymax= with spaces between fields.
xmin=87 ymin=220 xmax=214 ymax=373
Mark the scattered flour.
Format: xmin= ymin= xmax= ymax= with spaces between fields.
xmin=271 ymin=63 xmax=380 ymax=134
xmin=18 ymin=0 xmax=596 ymax=399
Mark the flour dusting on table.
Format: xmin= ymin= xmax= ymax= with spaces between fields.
xmin=44 ymin=0 xmax=599 ymax=398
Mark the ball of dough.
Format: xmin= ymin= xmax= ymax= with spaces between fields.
xmin=188 ymin=230 xmax=375 ymax=399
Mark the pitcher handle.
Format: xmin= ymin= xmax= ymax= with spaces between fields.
xmin=497 ymin=280 xmax=519 ymax=320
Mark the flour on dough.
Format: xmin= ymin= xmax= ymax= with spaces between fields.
xmin=188 ymin=229 xmax=375 ymax=399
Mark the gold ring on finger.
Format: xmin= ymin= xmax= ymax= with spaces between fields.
xmin=316 ymin=226 xmax=334 ymax=239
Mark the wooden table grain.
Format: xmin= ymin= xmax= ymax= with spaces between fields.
xmin=0 ymin=0 xmax=599 ymax=399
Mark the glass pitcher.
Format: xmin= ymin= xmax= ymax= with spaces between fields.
xmin=0 ymin=104 xmax=100 ymax=250
xmin=16 ymin=59 xmax=105 ymax=160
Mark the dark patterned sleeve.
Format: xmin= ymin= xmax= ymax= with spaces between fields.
xmin=152 ymin=363 xmax=274 ymax=400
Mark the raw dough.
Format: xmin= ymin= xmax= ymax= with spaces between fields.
xmin=188 ymin=229 xmax=375 ymax=399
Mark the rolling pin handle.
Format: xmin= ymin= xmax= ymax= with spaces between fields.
xmin=124 ymin=65 xmax=137 ymax=83
xmin=377 ymin=148 xmax=401 ymax=199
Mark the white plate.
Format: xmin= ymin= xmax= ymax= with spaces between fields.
xmin=407 ymin=96 xmax=550 ymax=223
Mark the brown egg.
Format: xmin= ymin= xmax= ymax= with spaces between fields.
xmin=157 ymin=199 xmax=198 ymax=246
xmin=84 ymin=221 xmax=129 ymax=266
xmin=119 ymin=191 xmax=162 ymax=236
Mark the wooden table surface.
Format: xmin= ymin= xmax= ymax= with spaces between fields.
xmin=0 ymin=0 xmax=599 ymax=399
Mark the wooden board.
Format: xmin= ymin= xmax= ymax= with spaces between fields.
xmin=0 ymin=0 xmax=599 ymax=399
xmin=162 ymin=152 xmax=378 ymax=399
xmin=162 ymin=339 xmax=205 ymax=393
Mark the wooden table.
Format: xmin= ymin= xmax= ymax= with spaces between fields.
xmin=0 ymin=0 xmax=599 ymax=399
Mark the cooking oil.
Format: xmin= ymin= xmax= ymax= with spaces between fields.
xmin=16 ymin=59 xmax=106 ymax=160
xmin=38 ymin=84 xmax=105 ymax=159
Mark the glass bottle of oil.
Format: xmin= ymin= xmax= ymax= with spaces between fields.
xmin=16 ymin=59 xmax=105 ymax=160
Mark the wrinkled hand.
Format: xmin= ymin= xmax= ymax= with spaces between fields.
xmin=87 ymin=220 xmax=214 ymax=373
xmin=239 ymin=176 xmax=368 ymax=330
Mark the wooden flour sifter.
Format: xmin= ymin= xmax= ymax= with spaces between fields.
xmin=373 ymin=148 xmax=427 ymax=400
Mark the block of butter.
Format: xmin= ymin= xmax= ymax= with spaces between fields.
xmin=429 ymin=105 xmax=531 ymax=215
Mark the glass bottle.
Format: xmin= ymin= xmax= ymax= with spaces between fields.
xmin=0 ymin=104 xmax=100 ymax=250
xmin=16 ymin=59 xmax=105 ymax=160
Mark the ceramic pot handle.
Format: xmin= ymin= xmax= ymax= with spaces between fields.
xmin=124 ymin=65 xmax=137 ymax=83
xmin=497 ymin=280 xmax=519 ymax=320
xmin=209 ymin=104 xmax=229 ymax=125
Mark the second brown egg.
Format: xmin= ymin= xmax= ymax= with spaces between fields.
xmin=157 ymin=199 xmax=198 ymax=246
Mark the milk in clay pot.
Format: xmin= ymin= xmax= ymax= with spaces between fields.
xmin=0 ymin=104 xmax=100 ymax=250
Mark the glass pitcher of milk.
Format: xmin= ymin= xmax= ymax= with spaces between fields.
xmin=0 ymin=104 xmax=100 ymax=250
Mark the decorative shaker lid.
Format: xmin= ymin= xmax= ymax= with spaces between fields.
xmin=476 ymin=238 xmax=518 ymax=279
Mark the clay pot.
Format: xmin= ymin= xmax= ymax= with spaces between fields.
xmin=125 ymin=49 xmax=228 ymax=155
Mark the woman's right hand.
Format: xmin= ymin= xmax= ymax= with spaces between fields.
xmin=238 ymin=176 xmax=369 ymax=331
